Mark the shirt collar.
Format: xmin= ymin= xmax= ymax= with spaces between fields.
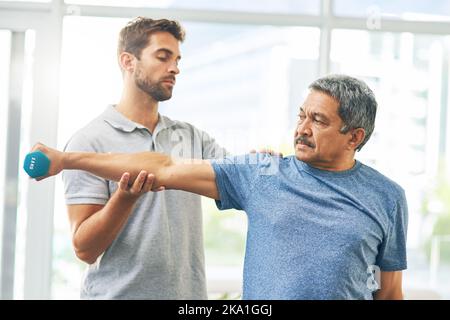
xmin=103 ymin=105 xmax=177 ymax=134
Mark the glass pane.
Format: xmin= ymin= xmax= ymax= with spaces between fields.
xmin=334 ymin=0 xmax=450 ymax=22
xmin=0 ymin=0 xmax=51 ymax=2
xmin=54 ymin=15 xmax=319 ymax=298
xmin=53 ymin=16 xmax=128 ymax=299
xmin=64 ymin=0 xmax=320 ymax=15
xmin=0 ymin=29 xmax=35 ymax=300
xmin=166 ymin=22 xmax=320 ymax=151
xmin=0 ymin=30 xmax=11 ymax=286
xmin=14 ymin=30 xmax=36 ymax=300
xmin=331 ymin=29 xmax=450 ymax=299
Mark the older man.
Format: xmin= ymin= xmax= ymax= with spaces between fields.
xmin=30 ymin=74 xmax=408 ymax=299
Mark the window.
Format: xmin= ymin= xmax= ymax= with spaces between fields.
xmin=0 ymin=31 xmax=12 ymax=298
xmin=334 ymin=0 xmax=450 ymax=22
xmin=64 ymin=0 xmax=321 ymax=15
xmin=52 ymin=16 xmax=127 ymax=298
xmin=331 ymin=29 xmax=450 ymax=298
xmin=0 ymin=28 xmax=36 ymax=299
xmin=3 ymin=0 xmax=450 ymax=300
xmin=165 ymin=22 xmax=320 ymax=152
xmin=0 ymin=31 xmax=11 ymax=230
xmin=0 ymin=0 xmax=50 ymax=2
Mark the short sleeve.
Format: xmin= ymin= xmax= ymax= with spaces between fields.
xmin=376 ymin=189 xmax=409 ymax=271
xmin=62 ymin=132 xmax=110 ymax=205
xmin=210 ymin=153 xmax=279 ymax=211
xmin=201 ymin=130 xmax=230 ymax=160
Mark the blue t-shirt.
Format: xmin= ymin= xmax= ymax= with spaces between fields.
xmin=211 ymin=154 xmax=408 ymax=300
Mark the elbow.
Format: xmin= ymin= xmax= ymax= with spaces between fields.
xmin=72 ymin=237 xmax=99 ymax=265
xmin=374 ymin=289 xmax=404 ymax=300
xmin=74 ymin=248 xmax=98 ymax=265
xmin=392 ymin=291 xmax=404 ymax=300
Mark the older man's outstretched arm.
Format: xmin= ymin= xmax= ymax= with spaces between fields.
xmin=30 ymin=143 xmax=220 ymax=200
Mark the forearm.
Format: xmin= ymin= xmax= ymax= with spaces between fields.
xmin=63 ymin=151 xmax=172 ymax=187
xmin=373 ymin=271 xmax=404 ymax=300
xmin=374 ymin=289 xmax=404 ymax=300
xmin=72 ymin=192 xmax=137 ymax=264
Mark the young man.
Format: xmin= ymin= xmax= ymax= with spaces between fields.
xmin=32 ymin=74 xmax=408 ymax=299
xmin=62 ymin=17 xmax=227 ymax=299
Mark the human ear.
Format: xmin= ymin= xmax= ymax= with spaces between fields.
xmin=348 ymin=128 xmax=365 ymax=151
xmin=119 ymin=52 xmax=135 ymax=73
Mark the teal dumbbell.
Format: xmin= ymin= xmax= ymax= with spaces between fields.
xmin=23 ymin=151 xmax=50 ymax=178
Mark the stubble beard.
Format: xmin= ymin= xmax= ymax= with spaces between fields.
xmin=135 ymin=68 xmax=173 ymax=102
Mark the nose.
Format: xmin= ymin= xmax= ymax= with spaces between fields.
xmin=295 ymin=118 xmax=312 ymax=138
xmin=168 ymin=61 xmax=180 ymax=75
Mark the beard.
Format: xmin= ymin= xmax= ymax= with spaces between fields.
xmin=134 ymin=66 xmax=173 ymax=101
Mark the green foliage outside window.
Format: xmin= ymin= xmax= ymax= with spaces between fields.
xmin=423 ymin=163 xmax=450 ymax=263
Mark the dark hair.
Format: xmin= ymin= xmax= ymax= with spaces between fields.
xmin=118 ymin=17 xmax=185 ymax=59
xmin=309 ymin=74 xmax=378 ymax=151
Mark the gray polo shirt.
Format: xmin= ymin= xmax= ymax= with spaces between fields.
xmin=62 ymin=105 xmax=227 ymax=299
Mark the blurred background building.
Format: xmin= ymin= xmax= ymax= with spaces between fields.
xmin=1 ymin=0 xmax=450 ymax=299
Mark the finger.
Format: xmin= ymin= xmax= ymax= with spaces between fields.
xmin=141 ymin=174 xmax=155 ymax=193
xmin=118 ymin=172 xmax=130 ymax=191
xmin=130 ymin=170 xmax=147 ymax=193
xmin=154 ymin=186 xmax=165 ymax=192
xmin=31 ymin=142 xmax=42 ymax=152
xmin=36 ymin=172 xmax=51 ymax=181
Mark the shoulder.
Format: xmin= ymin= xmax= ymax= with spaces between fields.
xmin=358 ymin=163 xmax=407 ymax=218
xmin=360 ymin=163 xmax=405 ymax=197
xmin=212 ymin=153 xmax=288 ymax=171
xmin=64 ymin=113 xmax=111 ymax=152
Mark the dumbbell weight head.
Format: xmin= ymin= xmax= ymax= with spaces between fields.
xmin=23 ymin=151 xmax=50 ymax=178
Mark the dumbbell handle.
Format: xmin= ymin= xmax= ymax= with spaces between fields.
xmin=23 ymin=151 xmax=51 ymax=178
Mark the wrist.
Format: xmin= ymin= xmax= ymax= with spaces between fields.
xmin=61 ymin=151 xmax=69 ymax=170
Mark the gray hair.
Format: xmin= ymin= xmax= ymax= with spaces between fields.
xmin=308 ymin=74 xmax=377 ymax=151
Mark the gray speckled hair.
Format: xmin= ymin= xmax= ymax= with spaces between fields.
xmin=309 ymin=74 xmax=377 ymax=151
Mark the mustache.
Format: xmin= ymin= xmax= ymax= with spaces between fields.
xmin=295 ymin=135 xmax=315 ymax=148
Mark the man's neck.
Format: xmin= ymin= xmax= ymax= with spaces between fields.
xmin=116 ymin=88 xmax=159 ymax=133
xmin=305 ymin=156 xmax=356 ymax=172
